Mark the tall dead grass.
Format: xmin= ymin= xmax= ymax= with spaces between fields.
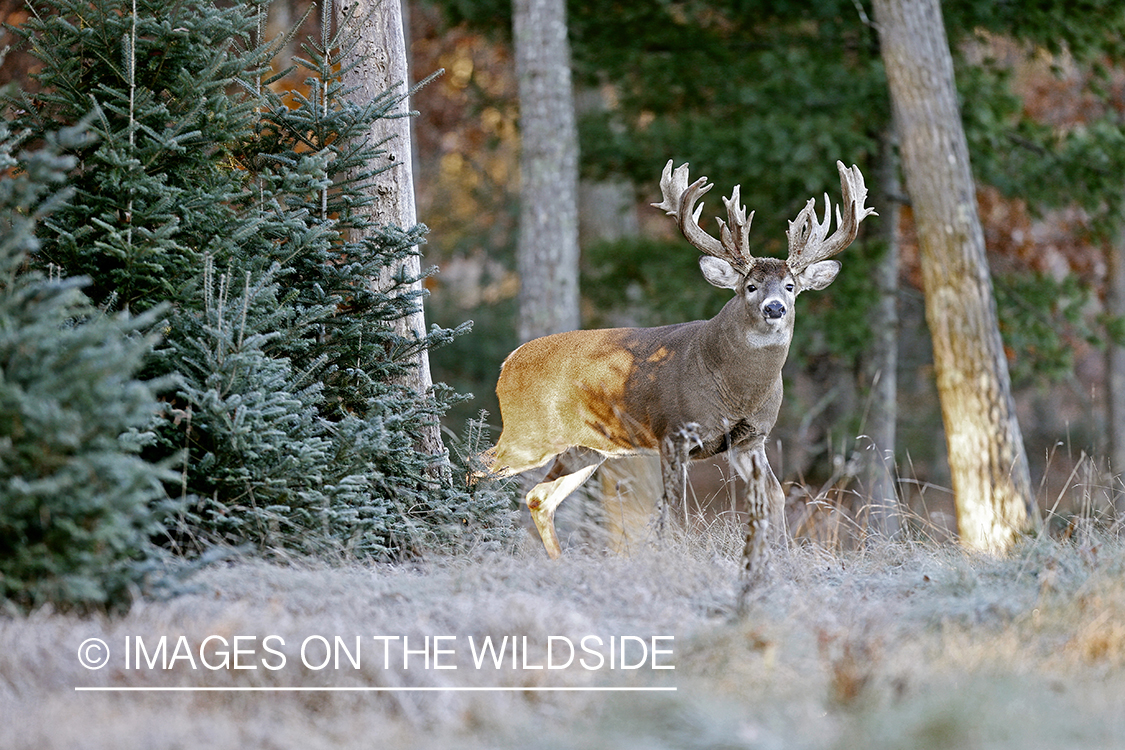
xmin=2 ymin=520 xmax=1124 ymax=749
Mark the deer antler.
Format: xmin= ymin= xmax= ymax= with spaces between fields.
xmin=786 ymin=161 xmax=877 ymax=274
xmin=652 ymin=160 xmax=754 ymax=270
xmin=719 ymin=186 xmax=754 ymax=265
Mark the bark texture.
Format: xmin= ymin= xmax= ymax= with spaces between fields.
xmin=512 ymin=0 xmax=581 ymax=343
xmin=335 ymin=0 xmax=444 ymax=461
xmin=872 ymin=0 xmax=1037 ymax=550
xmin=1108 ymin=239 xmax=1125 ymax=517
xmin=860 ymin=125 xmax=902 ymax=539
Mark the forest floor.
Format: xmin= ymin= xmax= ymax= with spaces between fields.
xmin=3 ymin=521 xmax=1125 ymax=749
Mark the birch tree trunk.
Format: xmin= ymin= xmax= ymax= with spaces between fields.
xmin=872 ymin=0 xmax=1038 ymax=550
xmin=512 ymin=0 xmax=580 ymax=343
xmin=334 ymin=0 xmax=445 ymax=462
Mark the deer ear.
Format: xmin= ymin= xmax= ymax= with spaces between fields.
xmin=699 ymin=256 xmax=742 ymax=290
xmin=796 ymin=260 xmax=840 ymax=291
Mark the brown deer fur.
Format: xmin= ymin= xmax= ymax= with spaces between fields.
xmin=486 ymin=161 xmax=875 ymax=594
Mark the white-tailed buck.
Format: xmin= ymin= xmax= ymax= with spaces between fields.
xmin=488 ymin=160 xmax=875 ymax=583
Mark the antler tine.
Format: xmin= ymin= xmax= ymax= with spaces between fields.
xmin=651 ymin=160 xmax=752 ymax=267
xmin=718 ymin=185 xmax=753 ymax=266
xmin=652 ymin=160 xmax=685 ymax=213
xmin=787 ymin=161 xmax=878 ymax=274
xmin=786 ymin=195 xmax=832 ymax=271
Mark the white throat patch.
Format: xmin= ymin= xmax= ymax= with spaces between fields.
xmin=745 ymin=325 xmax=789 ymax=349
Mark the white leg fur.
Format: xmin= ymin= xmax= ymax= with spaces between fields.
xmin=526 ymin=462 xmax=604 ymax=559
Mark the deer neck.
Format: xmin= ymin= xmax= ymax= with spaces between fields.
xmin=698 ymin=297 xmax=792 ymax=400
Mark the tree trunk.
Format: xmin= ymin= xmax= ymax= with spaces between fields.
xmin=1108 ymin=237 xmax=1125 ymax=518
xmin=872 ymin=0 xmax=1037 ymax=551
xmin=512 ymin=0 xmax=580 ymax=343
xmin=334 ymin=0 xmax=446 ymax=463
xmin=860 ymin=124 xmax=902 ymax=539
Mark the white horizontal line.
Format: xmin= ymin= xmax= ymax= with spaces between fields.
xmin=74 ymin=686 xmax=677 ymax=693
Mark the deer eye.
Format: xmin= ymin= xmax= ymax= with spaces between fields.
xmin=747 ymin=284 xmax=757 ymax=293
xmin=785 ymin=283 xmax=795 ymax=292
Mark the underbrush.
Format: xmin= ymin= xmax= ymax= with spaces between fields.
xmin=1 ymin=524 xmax=1123 ymax=749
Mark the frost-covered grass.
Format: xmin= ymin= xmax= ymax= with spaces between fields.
xmin=2 ymin=523 xmax=1124 ymax=749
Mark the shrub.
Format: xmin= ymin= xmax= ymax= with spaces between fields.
xmin=0 ymin=120 xmax=177 ymax=611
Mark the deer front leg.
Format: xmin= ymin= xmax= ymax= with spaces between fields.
xmin=657 ymin=423 xmax=702 ymax=537
xmin=732 ymin=446 xmax=783 ymax=610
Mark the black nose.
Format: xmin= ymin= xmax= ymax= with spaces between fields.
xmin=763 ymin=300 xmax=786 ymax=319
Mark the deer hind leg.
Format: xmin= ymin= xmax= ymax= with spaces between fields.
xmin=526 ymin=449 xmax=606 ymax=559
xmin=733 ymin=447 xmax=783 ymax=609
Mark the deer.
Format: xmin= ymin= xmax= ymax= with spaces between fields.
xmin=486 ymin=160 xmax=875 ymax=587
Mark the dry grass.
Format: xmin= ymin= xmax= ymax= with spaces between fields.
xmin=3 ymin=523 xmax=1125 ymax=749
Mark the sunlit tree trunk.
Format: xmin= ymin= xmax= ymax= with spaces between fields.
xmin=872 ymin=0 xmax=1038 ymax=550
xmin=335 ymin=0 xmax=446 ymax=463
xmin=512 ymin=0 xmax=580 ymax=342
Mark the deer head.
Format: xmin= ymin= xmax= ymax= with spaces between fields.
xmin=652 ymin=159 xmax=876 ymax=342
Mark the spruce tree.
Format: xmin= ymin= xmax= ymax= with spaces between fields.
xmin=7 ymin=0 xmax=515 ymax=560
xmin=0 ymin=117 xmax=177 ymax=611
xmin=158 ymin=3 xmax=513 ymax=557
xmin=8 ymin=0 xmax=263 ymax=310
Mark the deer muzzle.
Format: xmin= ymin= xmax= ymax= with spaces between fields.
xmin=762 ymin=300 xmax=786 ymax=320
